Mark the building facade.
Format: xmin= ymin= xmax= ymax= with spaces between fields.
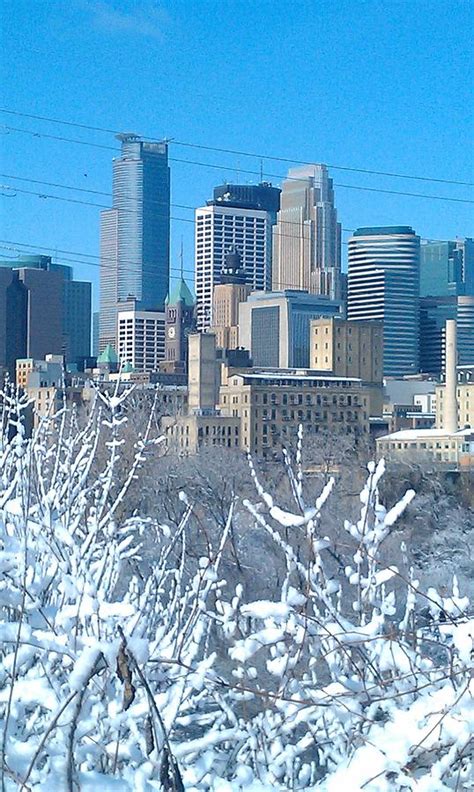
xmin=272 ymin=165 xmax=341 ymax=299
xmin=310 ymin=317 xmax=383 ymax=382
xmin=212 ymin=182 xmax=281 ymax=224
xmin=195 ymin=185 xmax=278 ymax=330
xmin=117 ymin=307 xmax=165 ymax=373
xmin=347 ymin=226 xmax=420 ymax=376
xmin=457 ymin=296 xmax=474 ymax=366
xmin=99 ymin=134 xmax=170 ymax=351
xmin=209 ymin=248 xmax=251 ymax=350
xmin=310 ymin=317 xmax=384 ymax=415
xmin=219 ymin=369 xmax=369 ymax=459
xmin=0 ymin=255 xmax=91 ymax=366
xmin=0 ymin=269 xmax=27 ymax=379
xmin=239 ymin=290 xmax=342 ymax=369
xmin=420 ymin=238 xmax=474 ymax=297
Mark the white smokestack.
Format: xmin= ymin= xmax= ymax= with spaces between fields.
xmin=444 ymin=319 xmax=457 ymax=434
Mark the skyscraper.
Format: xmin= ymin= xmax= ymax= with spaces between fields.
xmin=99 ymin=134 xmax=170 ymax=352
xmin=0 ymin=269 xmax=27 ymax=379
xmin=194 ymin=182 xmax=280 ymax=331
xmin=272 ymin=165 xmax=341 ymax=299
xmin=0 ymin=255 xmax=91 ymax=365
xmin=347 ymin=226 xmax=420 ymax=377
xmin=420 ymin=238 xmax=474 ymax=297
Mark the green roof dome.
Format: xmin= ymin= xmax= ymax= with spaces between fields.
xmin=122 ymin=361 xmax=134 ymax=373
xmin=165 ymin=278 xmax=194 ymax=307
xmin=97 ymin=344 xmax=119 ymax=364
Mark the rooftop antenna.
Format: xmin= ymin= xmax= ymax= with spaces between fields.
xmin=260 ymin=159 xmax=264 ymax=183
xmin=180 ymin=237 xmax=184 ymax=279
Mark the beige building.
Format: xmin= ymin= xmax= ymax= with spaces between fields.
xmin=161 ymin=332 xmax=240 ymax=454
xmin=377 ymin=428 xmax=473 ymax=470
xmin=219 ymin=368 xmax=369 ymax=459
xmin=436 ymin=381 xmax=473 ymax=430
xmin=162 ymin=413 xmax=240 ymax=454
xmin=209 ymin=282 xmax=250 ymax=350
xmin=310 ymin=318 xmax=383 ymax=416
xmin=310 ymin=318 xmax=383 ymax=381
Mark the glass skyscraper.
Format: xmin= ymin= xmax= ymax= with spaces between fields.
xmin=99 ymin=134 xmax=170 ymax=352
xmin=347 ymin=227 xmax=420 ymax=377
xmin=420 ymin=239 xmax=474 ymax=297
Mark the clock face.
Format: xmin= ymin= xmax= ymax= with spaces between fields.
xmin=168 ymin=326 xmax=176 ymax=339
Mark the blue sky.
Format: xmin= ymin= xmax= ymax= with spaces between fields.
xmin=1 ymin=0 xmax=473 ymax=308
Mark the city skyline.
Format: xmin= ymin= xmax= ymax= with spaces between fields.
xmin=1 ymin=1 xmax=472 ymax=307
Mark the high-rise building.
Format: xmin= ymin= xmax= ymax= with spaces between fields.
xmin=272 ymin=165 xmax=341 ymax=299
xmin=238 ymin=290 xmax=342 ymax=369
xmin=347 ymin=226 xmax=420 ymax=377
xmin=99 ymin=134 xmax=170 ymax=352
xmin=0 ymin=269 xmax=28 ymax=379
xmin=420 ymin=238 xmax=474 ymax=297
xmin=0 ymin=255 xmax=91 ymax=365
xmin=18 ymin=268 xmax=64 ymax=360
xmin=195 ymin=182 xmax=280 ymax=330
xmin=212 ymin=182 xmax=281 ymax=224
xmin=117 ymin=305 xmax=165 ymax=373
xmin=209 ymin=248 xmax=251 ymax=350
xmin=420 ymin=296 xmax=456 ymax=374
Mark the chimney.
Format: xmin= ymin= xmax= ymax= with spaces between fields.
xmin=444 ymin=319 xmax=457 ymax=433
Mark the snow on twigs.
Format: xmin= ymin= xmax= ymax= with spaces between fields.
xmin=0 ymin=391 xmax=472 ymax=791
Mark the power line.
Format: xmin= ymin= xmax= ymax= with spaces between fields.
xmin=2 ymin=129 xmax=472 ymax=205
xmin=0 ymin=238 xmax=350 ymax=294
xmin=0 ymin=173 xmax=358 ymax=233
xmin=1 ymin=107 xmax=472 ymax=188
xmin=0 ymin=183 xmax=359 ymax=246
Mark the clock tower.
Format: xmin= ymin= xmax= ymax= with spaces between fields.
xmin=163 ymin=277 xmax=195 ymax=373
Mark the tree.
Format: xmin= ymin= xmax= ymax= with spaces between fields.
xmin=1 ymin=387 xmax=472 ymax=790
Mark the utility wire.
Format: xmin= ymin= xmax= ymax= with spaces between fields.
xmin=0 ymin=172 xmax=357 ymax=232
xmin=1 ymin=183 xmax=359 ymax=246
xmin=1 ymin=130 xmax=472 ymax=204
xmin=0 ymin=239 xmax=349 ymax=294
xmin=1 ymin=107 xmax=472 ymax=187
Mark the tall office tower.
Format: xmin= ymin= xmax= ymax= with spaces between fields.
xmin=18 ymin=268 xmax=64 ymax=359
xmin=212 ymin=182 xmax=281 ymax=224
xmin=0 ymin=264 xmax=62 ymax=373
xmin=99 ymin=134 xmax=170 ymax=352
xmin=195 ymin=182 xmax=280 ymax=331
xmin=420 ymin=295 xmax=474 ymax=374
xmin=209 ymin=248 xmax=251 ymax=350
xmin=347 ymin=226 xmax=420 ymax=377
xmin=0 ymin=255 xmax=91 ymax=364
xmin=0 ymin=269 xmax=28 ymax=378
xmin=420 ymin=238 xmax=474 ymax=297
xmin=272 ymin=165 xmax=341 ymax=299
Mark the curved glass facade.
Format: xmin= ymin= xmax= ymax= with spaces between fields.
xmin=347 ymin=227 xmax=420 ymax=376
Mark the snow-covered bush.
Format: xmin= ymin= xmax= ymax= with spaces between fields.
xmin=0 ymin=389 xmax=472 ymax=791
